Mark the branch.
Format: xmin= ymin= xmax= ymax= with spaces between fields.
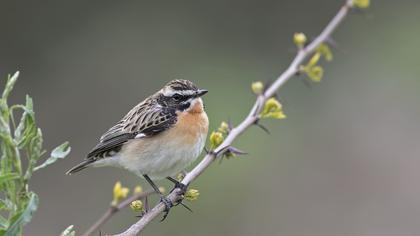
xmin=114 ymin=1 xmax=357 ymax=235
xmin=82 ymin=190 xmax=155 ymax=236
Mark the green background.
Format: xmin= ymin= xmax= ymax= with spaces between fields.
xmin=1 ymin=0 xmax=420 ymax=235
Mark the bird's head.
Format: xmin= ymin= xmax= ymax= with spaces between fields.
xmin=156 ymin=79 xmax=208 ymax=113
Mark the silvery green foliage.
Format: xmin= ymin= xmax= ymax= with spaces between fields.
xmin=60 ymin=225 xmax=76 ymax=236
xmin=0 ymin=72 xmax=71 ymax=236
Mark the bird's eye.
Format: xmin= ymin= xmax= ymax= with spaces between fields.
xmin=172 ymin=93 xmax=182 ymax=101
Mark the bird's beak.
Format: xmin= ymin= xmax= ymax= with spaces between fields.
xmin=196 ymin=89 xmax=208 ymax=97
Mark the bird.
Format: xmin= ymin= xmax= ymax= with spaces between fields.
xmin=66 ymin=79 xmax=209 ymax=218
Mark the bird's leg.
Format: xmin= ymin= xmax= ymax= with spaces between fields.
xmin=166 ymin=177 xmax=192 ymax=213
xmin=144 ymin=196 xmax=149 ymax=212
xmin=166 ymin=177 xmax=188 ymax=194
xmin=143 ymin=175 xmax=173 ymax=221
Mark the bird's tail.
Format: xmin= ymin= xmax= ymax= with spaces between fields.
xmin=66 ymin=159 xmax=96 ymax=175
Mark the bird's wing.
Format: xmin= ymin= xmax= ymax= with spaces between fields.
xmin=87 ymin=99 xmax=177 ymax=158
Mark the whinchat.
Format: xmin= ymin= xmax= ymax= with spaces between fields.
xmin=67 ymin=80 xmax=209 ymax=216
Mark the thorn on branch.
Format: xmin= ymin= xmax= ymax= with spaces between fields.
xmin=144 ymin=196 xmax=149 ymax=212
xmin=217 ymin=145 xmax=247 ymax=163
xmin=227 ymin=146 xmax=247 ymax=155
xmin=227 ymin=119 xmax=234 ymax=131
xmin=177 ymin=201 xmax=193 ymax=212
xmin=254 ymin=120 xmax=270 ymax=134
xmin=299 ymin=76 xmax=313 ymax=89
xmin=204 ymin=147 xmax=217 ymax=156
xmin=219 ymin=146 xmax=247 ymax=161
xmin=325 ymin=37 xmax=339 ymax=49
xmin=135 ymin=212 xmax=146 ymax=218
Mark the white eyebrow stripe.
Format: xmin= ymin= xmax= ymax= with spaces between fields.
xmin=161 ymin=87 xmax=175 ymax=97
xmin=179 ymin=90 xmax=196 ymax=96
xmin=161 ymin=88 xmax=196 ymax=97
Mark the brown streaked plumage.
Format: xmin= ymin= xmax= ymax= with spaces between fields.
xmin=66 ymin=80 xmax=208 ymax=219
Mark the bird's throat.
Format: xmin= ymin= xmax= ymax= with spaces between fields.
xmin=187 ymin=98 xmax=204 ymax=114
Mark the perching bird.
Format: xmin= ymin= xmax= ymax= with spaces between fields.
xmin=66 ymin=79 xmax=209 ymax=217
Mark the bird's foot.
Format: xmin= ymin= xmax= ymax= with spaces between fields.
xmin=173 ymin=182 xmax=188 ymax=195
xmin=159 ymin=196 xmax=173 ymax=222
xmin=171 ymin=182 xmax=193 ymax=213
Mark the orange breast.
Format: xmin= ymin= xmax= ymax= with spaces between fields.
xmin=172 ymin=110 xmax=209 ymax=144
xmin=188 ymin=99 xmax=204 ymax=114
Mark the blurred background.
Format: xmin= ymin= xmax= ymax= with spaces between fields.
xmin=1 ymin=0 xmax=420 ymax=235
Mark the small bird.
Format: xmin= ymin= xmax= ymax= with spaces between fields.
xmin=67 ymin=79 xmax=209 ymax=216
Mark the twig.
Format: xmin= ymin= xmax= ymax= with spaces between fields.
xmin=114 ymin=1 xmax=356 ymax=235
xmin=82 ymin=190 xmax=155 ymax=236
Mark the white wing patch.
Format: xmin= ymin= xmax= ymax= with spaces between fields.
xmin=135 ymin=133 xmax=146 ymax=139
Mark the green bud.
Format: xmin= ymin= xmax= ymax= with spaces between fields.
xmin=209 ymin=131 xmax=224 ymax=149
xmin=293 ymin=32 xmax=307 ymax=48
xmin=251 ymin=81 xmax=264 ymax=95
xmin=317 ymin=43 xmax=333 ymax=61
xmin=352 ymin=0 xmax=370 ymax=9
xmin=130 ymin=200 xmax=144 ymax=212
xmin=185 ymin=189 xmax=200 ymax=201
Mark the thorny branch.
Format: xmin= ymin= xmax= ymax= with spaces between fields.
xmin=82 ymin=190 xmax=155 ymax=236
xmin=114 ymin=1 xmax=360 ymax=235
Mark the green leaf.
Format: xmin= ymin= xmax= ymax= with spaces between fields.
xmin=307 ymin=52 xmax=321 ymax=67
xmin=0 ymin=100 xmax=9 ymax=125
xmin=29 ymin=128 xmax=43 ymax=159
xmin=24 ymin=128 xmax=44 ymax=180
xmin=0 ymin=131 xmax=13 ymax=147
xmin=0 ymin=115 xmax=11 ymax=138
xmin=2 ymin=72 xmax=19 ymax=100
xmin=0 ymin=215 xmax=8 ymax=230
xmin=14 ymin=96 xmax=36 ymax=149
xmin=34 ymin=142 xmax=71 ymax=171
xmin=5 ymin=192 xmax=38 ymax=236
xmin=0 ymin=199 xmax=5 ymax=210
xmin=317 ymin=43 xmax=333 ymax=61
xmin=0 ymin=198 xmax=15 ymax=212
xmin=0 ymin=173 xmax=19 ymax=185
xmin=306 ymin=65 xmax=324 ymax=82
xmin=60 ymin=225 xmax=76 ymax=236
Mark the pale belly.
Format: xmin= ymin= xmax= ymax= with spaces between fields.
xmin=117 ymin=111 xmax=208 ymax=180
